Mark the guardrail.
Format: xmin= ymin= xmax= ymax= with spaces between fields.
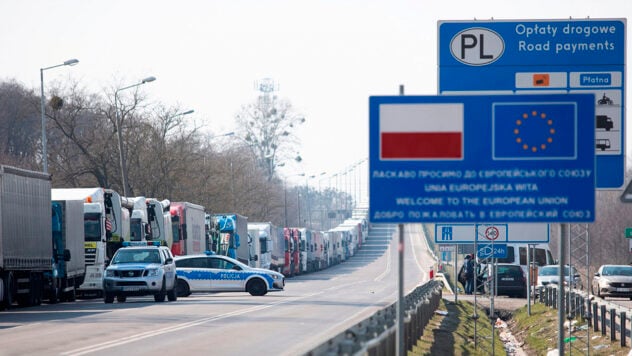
xmin=538 ymin=285 xmax=632 ymax=347
xmin=304 ymin=279 xmax=444 ymax=355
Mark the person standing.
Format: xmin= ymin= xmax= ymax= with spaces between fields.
xmin=459 ymin=254 xmax=470 ymax=292
xmin=465 ymin=253 xmax=475 ymax=295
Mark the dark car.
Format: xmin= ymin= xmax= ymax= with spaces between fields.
xmin=484 ymin=264 xmax=527 ymax=298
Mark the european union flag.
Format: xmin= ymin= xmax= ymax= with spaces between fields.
xmin=492 ymin=102 xmax=577 ymax=160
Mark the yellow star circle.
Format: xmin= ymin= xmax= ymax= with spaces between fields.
xmin=513 ymin=110 xmax=554 ymax=152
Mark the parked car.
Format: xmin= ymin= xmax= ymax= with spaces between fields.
xmin=103 ymin=244 xmax=178 ymax=303
xmin=174 ymin=252 xmax=285 ymax=297
xmin=483 ymin=264 xmax=527 ymax=298
xmin=535 ymin=265 xmax=583 ymax=294
xmin=592 ymin=264 xmax=632 ymax=300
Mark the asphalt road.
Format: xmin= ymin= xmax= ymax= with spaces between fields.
xmin=0 ymin=224 xmax=436 ymax=356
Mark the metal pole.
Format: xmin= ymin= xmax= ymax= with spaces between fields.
xmin=284 ymin=181 xmax=288 ymax=227
xmin=297 ymin=190 xmax=301 ymax=226
xmin=527 ymin=244 xmax=532 ymax=315
xmin=491 ymin=257 xmax=495 ymax=356
xmin=115 ymin=77 xmax=156 ymax=197
xmin=474 ymin=237 xmax=478 ymax=349
xmin=396 ymin=83 xmax=405 ymax=356
xmin=454 ymin=251 xmax=458 ymax=303
xmin=40 ymin=59 xmax=79 ymax=173
xmin=40 ymin=68 xmax=47 ymax=173
xmin=114 ymin=91 xmax=129 ymax=197
xmin=558 ymin=223 xmax=567 ymax=355
xmin=397 ymin=223 xmax=405 ymax=356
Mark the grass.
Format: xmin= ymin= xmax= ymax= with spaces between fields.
xmin=411 ymin=299 xmax=632 ymax=355
xmin=512 ymin=302 xmax=630 ymax=355
xmin=409 ymin=298 xmax=506 ymax=355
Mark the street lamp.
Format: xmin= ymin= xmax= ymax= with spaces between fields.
xmin=172 ymin=109 xmax=194 ymax=118
xmin=284 ymin=173 xmax=305 ymax=227
xmin=115 ymin=76 xmax=156 ymax=197
xmin=306 ymin=172 xmax=326 ymax=229
xmin=40 ymin=58 xmax=79 ymax=173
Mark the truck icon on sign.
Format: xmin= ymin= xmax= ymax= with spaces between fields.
xmin=596 ymin=115 xmax=613 ymax=131
xmin=596 ymin=139 xmax=611 ymax=151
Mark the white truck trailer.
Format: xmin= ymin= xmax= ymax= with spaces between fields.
xmin=0 ymin=165 xmax=52 ymax=308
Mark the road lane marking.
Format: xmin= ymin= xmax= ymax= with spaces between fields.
xmin=60 ymin=293 xmax=322 ymax=356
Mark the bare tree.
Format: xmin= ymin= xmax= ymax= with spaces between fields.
xmin=235 ymin=79 xmax=305 ymax=180
xmin=47 ymin=82 xmax=119 ymax=187
xmin=0 ymin=80 xmax=40 ymax=169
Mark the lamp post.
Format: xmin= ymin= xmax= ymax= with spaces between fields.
xmin=40 ymin=58 xmax=79 ymax=173
xmin=114 ymin=76 xmax=156 ymax=197
xmin=283 ymin=173 xmax=305 ymax=227
xmin=306 ymin=172 xmax=326 ymax=229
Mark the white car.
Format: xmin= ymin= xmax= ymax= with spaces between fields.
xmin=103 ymin=245 xmax=178 ymax=303
xmin=174 ymin=253 xmax=285 ymax=296
xmin=535 ymin=265 xmax=583 ymax=294
xmin=592 ymin=265 xmax=632 ymax=300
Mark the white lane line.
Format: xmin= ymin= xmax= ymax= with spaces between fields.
xmin=374 ymin=231 xmax=394 ymax=282
xmin=61 ymin=293 xmax=323 ymax=356
xmin=408 ymin=224 xmax=425 ymax=273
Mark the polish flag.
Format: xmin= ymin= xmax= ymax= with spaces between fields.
xmin=380 ymin=103 xmax=464 ymax=160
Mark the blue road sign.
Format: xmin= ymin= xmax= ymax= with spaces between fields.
xmin=369 ymin=94 xmax=595 ymax=224
xmin=435 ymin=223 xmax=550 ymax=244
xmin=438 ymin=19 xmax=626 ymax=188
xmin=477 ymin=244 xmax=508 ymax=259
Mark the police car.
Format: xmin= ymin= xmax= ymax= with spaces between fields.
xmin=174 ymin=253 xmax=285 ymax=296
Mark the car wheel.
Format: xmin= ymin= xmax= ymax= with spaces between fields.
xmin=154 ymin=278 xmax=166 ymax=302
xmin=246 ymin=278 xmax=267 ymax=296
xmin=104 ymin=292 xmax=114 ymax=304
xmin=176 ymin=279 xmax=191 ymax=297
xmin=167 ymin=279 xmax=178 ymax=302
xmin=117 ymin=295 xmax=127 ymax=303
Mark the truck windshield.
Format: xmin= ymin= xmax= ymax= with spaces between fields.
xmin=260 ymin=236 xmax=268 ymax=253
xmin=84 ymin=213 xmax=101 ymax=242
xmin=130 ymin=218 xmax=143 ymax=241
xmin=171 ymin=216 xmax=180 ymax=242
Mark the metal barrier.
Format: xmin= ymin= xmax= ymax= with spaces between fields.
xmin=305 ymin=280 xmax=444 ymax=355
xmin=539 ymin=285 xmax=632 ymax=347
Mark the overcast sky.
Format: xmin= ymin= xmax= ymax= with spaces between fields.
xmin=1 ymin=0 xmax=630 ymax=187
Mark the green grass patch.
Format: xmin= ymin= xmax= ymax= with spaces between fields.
xmin=511 ymin=302 xmax=630 ymax=355
xmin=409 ymin=298 xmax=506 ymax=355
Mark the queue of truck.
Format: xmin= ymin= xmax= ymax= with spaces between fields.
xmin=0 ymin=164 xmax=370 ymax=309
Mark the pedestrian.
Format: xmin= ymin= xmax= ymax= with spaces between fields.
xmin=459 ymin=254 xmax=470 ymax=293
xmin=465 ymin=253 xmax=475 ymax=295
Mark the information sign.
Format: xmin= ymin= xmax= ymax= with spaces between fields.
xmin=477 ymin=244 xmax=508 ymax=259
xmin=370 ymin=94 xmax=595 ymax=223
xmin=435 ymin=223 xmax=550 ymax=244
xmin=438 ymin=18 xmax=626 ymax=188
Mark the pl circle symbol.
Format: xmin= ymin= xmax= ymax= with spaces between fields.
xmin=484 ymin=226 xmax=500 ymax=240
